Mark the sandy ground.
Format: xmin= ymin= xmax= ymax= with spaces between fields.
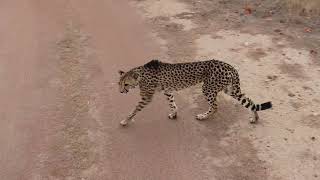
xmin=0 ymin=0 xmax=319 ymax=180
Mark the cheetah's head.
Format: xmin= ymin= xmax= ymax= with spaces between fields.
xmin=118 ymin=70 xmax=140 ymax=94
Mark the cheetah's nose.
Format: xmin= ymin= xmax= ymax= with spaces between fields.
xmin=120 ymin=89 xmax=128 ymax=94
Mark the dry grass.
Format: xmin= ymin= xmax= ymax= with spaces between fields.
xmin=285 ymin=0 xmax=320 ymax=14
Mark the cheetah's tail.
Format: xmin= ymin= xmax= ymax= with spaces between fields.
xmin=237 ymin=94 xmax=272 ymax=111
xmin=256 ymin=101 xmax=272 ymax=111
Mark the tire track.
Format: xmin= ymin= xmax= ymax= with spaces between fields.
xmin=44 ymin=23 xmax=98 ymax=179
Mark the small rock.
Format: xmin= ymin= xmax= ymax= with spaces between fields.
xmin=244 ymin=6 xmax=252 ymax=15
xmin=267 ymin=75 xmax=278 ymax=81
xmin=313 ymin=113 xmax=319 ymax=116
xmin=280 ymin=20 xmax=285 ymax=23
xmin=302 ymin=86 xmax=312 ymax=90
xmin=311 ymin=137 xmax=316 ymax=141
xmin=284 ymin=138 xmax=288 ymax=141
xmin=314 ymin=174 xmax=318 ymax=178
xmin=274 ymin=29 xmax=281 ymax=33
xmin=304 ymin=27 xmax=312 ymax=33
xmin=310 ymin=50 xmax=318 ymax=55
xmin=288 ymin=92 xmax=295 ymax=97
xmin=244 ymin=42 xmax=250 ymax=46
xmin=286 ymin=128 xmax=295 ymax=133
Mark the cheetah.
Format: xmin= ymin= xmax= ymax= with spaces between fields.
xmin=118 ymin=59 xmax=272 ymax=126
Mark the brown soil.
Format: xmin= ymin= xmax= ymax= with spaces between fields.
xmin=0 ymin=0 xmax=319 ymax=180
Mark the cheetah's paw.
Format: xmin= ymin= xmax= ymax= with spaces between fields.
xmin=120 ymin=120 xmax=128 ymax=126
xmin=168 ymin=112 xmax=177 ymax=119
xmin=249 ymin=112 xmax=259 ymax=124
xmin=196 ymin=114 xmax=208 ymax=121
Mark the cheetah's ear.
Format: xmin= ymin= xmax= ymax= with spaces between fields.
xmin=118 ymin=70 xmax=125 ymax=76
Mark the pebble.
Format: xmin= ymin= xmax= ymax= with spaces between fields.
xmin=288 ymin=92 xmax=295 ymax=97
xmin=274 ymin=29 xmax=281 ymax=33
xmin=286 ymin=128 xmax=295 ymax=133
xmin=267 ymin=75 xmax=278 ymax=81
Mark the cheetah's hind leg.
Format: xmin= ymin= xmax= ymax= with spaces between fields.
xmin=164 ymin=92 xmax=178 ymax=119
xmin=223 ymin=84 xmax=233 ymax=95
xmin=196 ymin=92 xmax=218 ymax=121
xmin=251 ymin=111 xmax=259 ymax=124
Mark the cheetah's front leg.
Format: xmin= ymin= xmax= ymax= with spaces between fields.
xmin=164 ymin=92 xmax=178 ymax=119
xmin=120 ymin=91 xmax=154 ymax=126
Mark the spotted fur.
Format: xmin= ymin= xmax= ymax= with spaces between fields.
xmin=118 ymin=59 xmax=272 ymax=126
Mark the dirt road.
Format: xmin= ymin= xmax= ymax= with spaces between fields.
xmin=0 ymin=0 xmax=319 ymax=180
xmin=0 ymin=0 xmax=208 ymax=179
